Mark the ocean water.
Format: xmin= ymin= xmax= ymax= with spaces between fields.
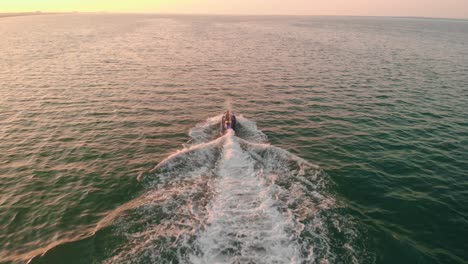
xmin=0 ymin=14 xmax=467 ymax=264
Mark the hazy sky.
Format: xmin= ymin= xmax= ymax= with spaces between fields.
xmin=2 ymin=0 xmax=468 ymax=19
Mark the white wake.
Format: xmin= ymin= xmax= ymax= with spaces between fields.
xmin=103 ymin=114 xmax=365 ymax=264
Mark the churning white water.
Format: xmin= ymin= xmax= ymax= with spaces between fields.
xmin=102 ymin=115 xmax=361 ymax=264
xmin=190 ymin=130 xmax=301 ymax=263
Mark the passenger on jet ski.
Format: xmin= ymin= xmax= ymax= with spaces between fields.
xmin=221 ymin=110 xmax=237 ymax=134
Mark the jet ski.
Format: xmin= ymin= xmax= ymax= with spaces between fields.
xmin=221 ymin=110 xmax=237 ymax=134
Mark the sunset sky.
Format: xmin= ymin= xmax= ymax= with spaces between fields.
xmin=1 ymin=0 xmax=467 ymax=19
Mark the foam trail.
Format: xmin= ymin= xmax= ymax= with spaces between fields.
xmin=97 ymin=114 xmax=365 ymax=264
xmin=190 ymin=130 xmax=300 ymax=263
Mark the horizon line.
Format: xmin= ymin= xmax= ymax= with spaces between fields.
xmin=1 ymin=11 xmax=467 ymax=21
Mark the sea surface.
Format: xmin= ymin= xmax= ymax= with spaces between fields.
xmin=0 ymin=14 xmax=467 ymax=264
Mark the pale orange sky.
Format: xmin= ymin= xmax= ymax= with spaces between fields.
xmin=1 ymin=0 xmax=468 ymax=19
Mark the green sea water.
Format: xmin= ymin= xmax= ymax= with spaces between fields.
xmin=0 ymin=14 xmax=467 ymax=263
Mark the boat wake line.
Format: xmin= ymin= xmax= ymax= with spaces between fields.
xmin=102 ymin=114 xmax=366 ymax=264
